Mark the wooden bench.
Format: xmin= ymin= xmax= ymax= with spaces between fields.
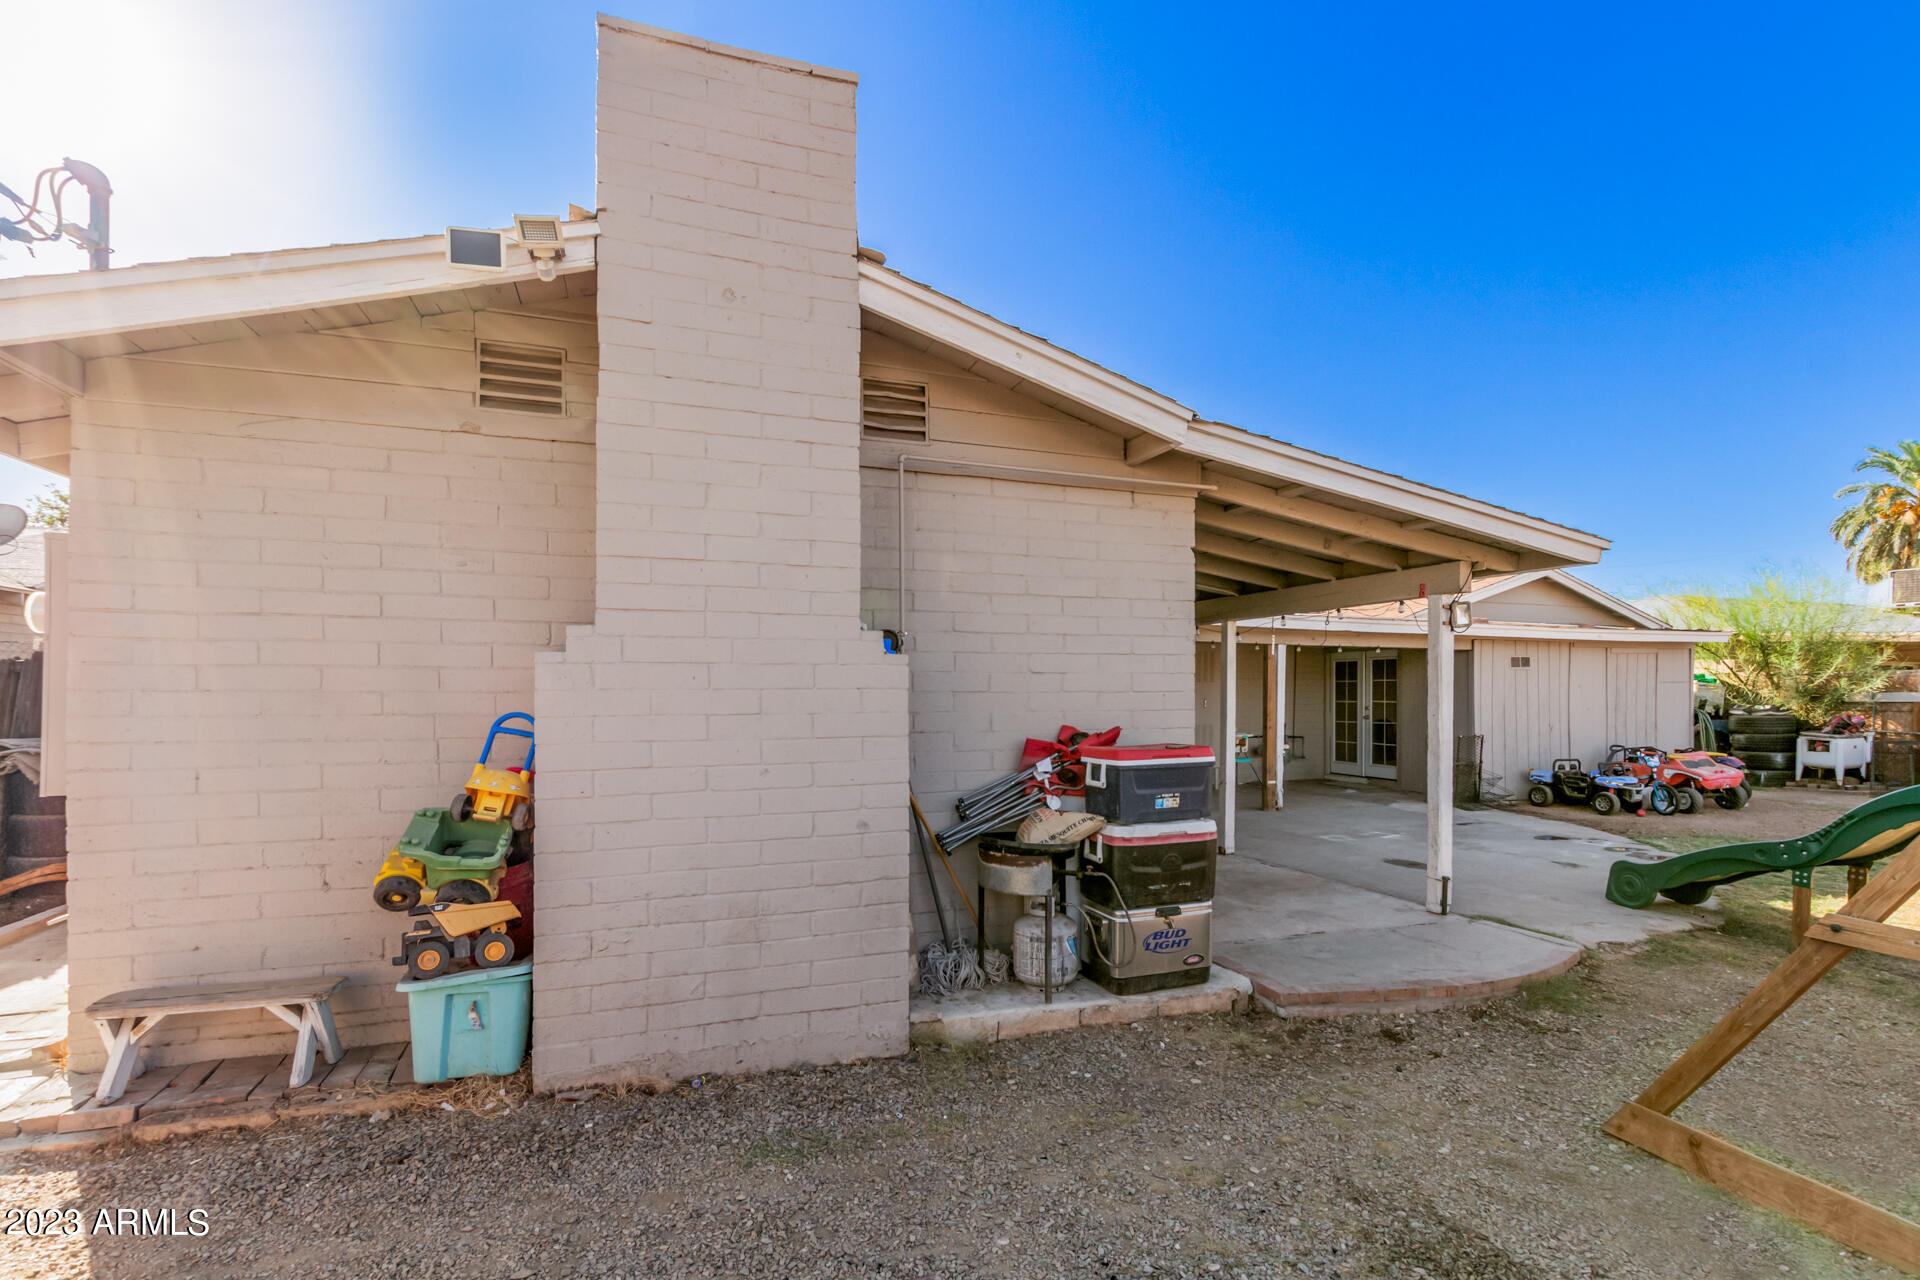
xmin=83 ymin=976 xmax=347 ymax=1105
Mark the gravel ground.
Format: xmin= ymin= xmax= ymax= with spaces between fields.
xmin=3 ymin=878 xmax=1916 ymax=1280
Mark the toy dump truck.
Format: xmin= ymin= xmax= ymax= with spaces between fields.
xmin=452 ymin=712 xmax=535 ymax=831
xmin=393 ymin=898 xmax=522 ymax=980
xmin=372 ymin=807 xmax=515 ymax=911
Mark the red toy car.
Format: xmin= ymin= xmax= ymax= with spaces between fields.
xmin=1606 ymin=745 xmax=1750 ymax=813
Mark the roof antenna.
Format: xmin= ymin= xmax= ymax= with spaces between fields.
xmin=1 ymin=158 xmax=112 ymax=270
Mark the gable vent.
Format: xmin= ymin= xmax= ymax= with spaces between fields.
xmin=1893 ymin=568 xmax=1920 ymax=607
xmin=476 ymin=340 xmax=566 ymax=416
xmin=861 ymin=379 xmax=929 ymax=441
xmin=1510 ymin=655 xmax=1531 ymax=668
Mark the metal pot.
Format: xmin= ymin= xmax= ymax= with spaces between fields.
xmin=976 ymin=846 xmax=1053 ymax=896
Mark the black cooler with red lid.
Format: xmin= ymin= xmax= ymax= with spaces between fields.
xmin=1080 ymin=743 xmax=1215 ymax=824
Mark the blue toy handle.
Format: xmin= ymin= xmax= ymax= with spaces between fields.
xmin=480 ymin=712 xmax=535 ymax=771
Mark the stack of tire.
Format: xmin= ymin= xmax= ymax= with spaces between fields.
xmin=1728 ymin=709 xmax=1798 ymax=788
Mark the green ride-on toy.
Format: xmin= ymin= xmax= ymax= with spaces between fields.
xmin=370 ymin=713 xmax=535 ymax=912
xmin=371 ymin=807 xmax=515 ymax=911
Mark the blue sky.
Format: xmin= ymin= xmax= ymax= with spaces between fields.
xmin=6 ymin=2 xmax=1917 ymax=598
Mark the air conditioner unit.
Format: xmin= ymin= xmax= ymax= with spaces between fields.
xmin=1892 ymin=568 xmax=1920 ymax=608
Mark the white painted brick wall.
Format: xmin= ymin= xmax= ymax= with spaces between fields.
xmin=861 ymin=468 xmax=1196 ymax=944
xmin=531 ymin=19 xmax=909 ymax=1090
xmin=62 ymin=323 xmax=595 ymax=1070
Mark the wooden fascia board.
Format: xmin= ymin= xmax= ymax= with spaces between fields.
xmin=1223 ymin=619 xmax=1729 ymax=644
xmin=1196 ymin=502 xmax=1403 ymax=570
xmin=16 ymin=415 xmax=69 ymax=462
xmin=1193 ymin=530 xmax=1339 ymax=580
xmin=0 ymin=223 xmax=599 ymax=347
xmin=1204 ymin=473 xmax=1521 ymax=572
xmin=1187 ymin=422 xmax=1607 ymax=567
xmin=1193 ymin=551 xmax=1287 ymax=589
xmin=0 ymin=341 xmax=84 ymax=398
xmin=1198 ymin=626 xmax=1472 ymax=650
xmin=1196 ymin=562 xmax=1472 ymax=625
xmin=1126 ymin=434 xmax=1181 ymax=465
xmin=857 ymin=263 xmax=1194 ymax=446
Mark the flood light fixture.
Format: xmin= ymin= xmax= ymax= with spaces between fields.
xmin=513 ymin=215 xmax=566 ymax=282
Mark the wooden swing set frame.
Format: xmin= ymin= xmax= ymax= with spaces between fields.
xmin=1605 ymin=835 xmax=1920 ymax=1272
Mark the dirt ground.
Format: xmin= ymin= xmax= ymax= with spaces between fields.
xmin=1508 ymin=780 xmax=1878 ymax=844
xmin=1497 ymin=775 xmax=1873 ymax=844
xmin=2 ymin=871 xmax=1916 ymax=1280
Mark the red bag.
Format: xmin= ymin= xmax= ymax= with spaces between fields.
xmin=498 ymin=860 xmax=534 ymax=960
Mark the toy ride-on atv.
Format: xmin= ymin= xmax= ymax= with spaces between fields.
xmin=1526 ymin=758 xmax=1677 ymax=816
xmin=1605 ymin=744 xmax=1750 ymax=814
xmin=393 ymin=898 xmax=522 ymax=981
xmin=453 ymin=712 xmax=535 ymax=832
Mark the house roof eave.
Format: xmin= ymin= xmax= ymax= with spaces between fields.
xmin=0 ymin=222 xmax=599 ymax=348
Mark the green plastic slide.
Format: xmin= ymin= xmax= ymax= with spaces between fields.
xmin=1605 ymin=786 xmax=1920 ymax=908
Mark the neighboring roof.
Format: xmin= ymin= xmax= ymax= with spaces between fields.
xmin=0 ymin=222 xmax=598 ymax=349
xmin=0 ymin=528 xmax=47 ymax=594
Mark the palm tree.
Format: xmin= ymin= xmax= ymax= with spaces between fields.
xmin=1831 ymin=441 xmax=1920 ymax=584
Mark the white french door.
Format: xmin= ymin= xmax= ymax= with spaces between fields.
xmin=1329 ymin=650 xmax=1399 ymax=781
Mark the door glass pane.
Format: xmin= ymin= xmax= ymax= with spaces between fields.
xmin=1370 ymin=658 xmax=1397 ymax=768
xmin=1333 ymin=660 xmax=1359 ymax=765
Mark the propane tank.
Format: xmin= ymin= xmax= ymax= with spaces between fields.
xmin=1012 ymin=901 xmax=1079 ymax=987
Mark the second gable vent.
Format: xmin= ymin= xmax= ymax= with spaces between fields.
xmin=861 ymin=379 xmax=929 ymax=441
xmin=476 ymin=340 xmax=567 ymax=416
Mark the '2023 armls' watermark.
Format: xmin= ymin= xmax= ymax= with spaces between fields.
xmin=4 ymin=1207 xmax=210 ymax=1237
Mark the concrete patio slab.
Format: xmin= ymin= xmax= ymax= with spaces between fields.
xmin=1209 ymin=849 xmax=1583 ymax=1017
xmin=1234 ymin=781 xmax=1710 ymax=946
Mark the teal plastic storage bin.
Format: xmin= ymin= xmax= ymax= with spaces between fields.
xmin=396 ymin=961 xmax=532 ymax=1084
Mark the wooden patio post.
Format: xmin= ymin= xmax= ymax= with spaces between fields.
xmin=1263 ymin=641 xmax=1283 ymax=810
xmin=1426 ymin=579 xmax=1458 ymax=914
xmin=1218 ymin=622 xmax=1237 ymax=855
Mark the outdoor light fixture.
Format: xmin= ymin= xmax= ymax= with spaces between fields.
xmin=1446 ymin=597 xmax=1473 ymax=632
xmin=446 ymin=226 xmax=506 ymax=271
xmin=513 ymin=214 xmax=566 ymax=282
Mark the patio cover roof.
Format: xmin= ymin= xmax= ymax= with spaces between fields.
xmin=1214 ymin=569 xmax=1730 ymax=645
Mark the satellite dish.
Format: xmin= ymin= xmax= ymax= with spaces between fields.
xmin=0 ymin=505 xmax=25 ymax=547
xmin=23 ymin=591 xmax=43 ymax=636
